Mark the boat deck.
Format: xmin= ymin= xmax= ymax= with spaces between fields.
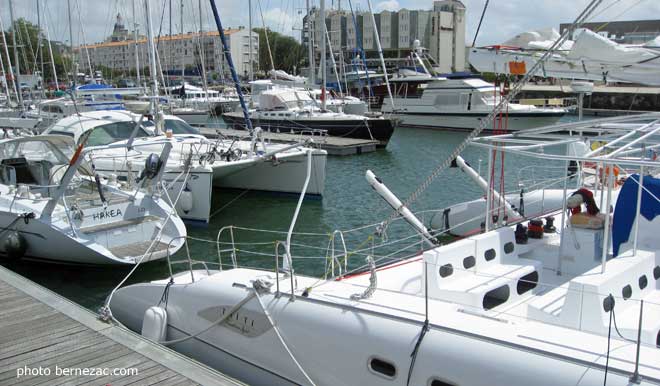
xmin=0 ymin=264 xmax=244 ymax=386
xmin=199 ymin=127 xmax=380 ymax=156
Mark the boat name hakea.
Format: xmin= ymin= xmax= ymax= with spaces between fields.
xmin=91 ymin=208 xmax=122 ymax=221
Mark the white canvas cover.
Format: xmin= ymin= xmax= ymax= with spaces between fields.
xmin=567 ymin=29 xmax=659 ymax=64
xmin=258 ymin=89 xmax=312 ymax=110
xmin=502 ymin=28 xmax=573 ymax=51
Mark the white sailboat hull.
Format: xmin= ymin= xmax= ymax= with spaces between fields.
xmin=211 ymin=150 xmax=327 ymax=196
xmin=110 ymin=268 xmax=656 ymax=386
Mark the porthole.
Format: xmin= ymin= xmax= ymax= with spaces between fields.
xmin=439 ymin=264 xmax=454 ymax=278
xmin=504 ymin=242 xmax=515 ymax=254
xmin=639 ymin=275 xmax=648 ymax=290
xmin=483 ymin=284 xmax=510 ymax=310
xmin=622 ymin=285 xmax=632 ymax=300
xmin=654 ymin=266 xmax=660 ymax=280
xmin=463 ymin=256 xmax=476 ymax=269
xmin=430 ymin=378 xmax=456 ymax=386
xmin=656 ymin=331 xmax=660 ymax=348
xmin=517 ymin=271 xmax=539 ymax=295
xmin=484 ymin=248 xmax=496 ymax=262
xmin=369 ymin=357 xmax=396 ymax=379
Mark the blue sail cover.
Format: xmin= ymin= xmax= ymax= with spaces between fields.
xmin=612 ymin=174 xmax=660 ymax=256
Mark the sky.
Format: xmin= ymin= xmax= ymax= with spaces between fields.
xmin=1 ymin=0 xmax=659 ymax=48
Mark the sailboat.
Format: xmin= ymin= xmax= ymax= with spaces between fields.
xmin=107 ymin=112 xmax=660 ymax=385
xmin=0 ymin=133 xmax=186 ymax=265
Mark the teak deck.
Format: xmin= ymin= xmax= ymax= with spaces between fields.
xmin=0 ymin=265 xmax=244 ymax=386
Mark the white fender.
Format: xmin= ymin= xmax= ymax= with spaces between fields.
xmin=178 ymin=186 xmax=193 ymax=214
xmin=141 ymin=306 xmax=168 ymax=342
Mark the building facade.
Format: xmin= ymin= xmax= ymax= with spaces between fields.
xmin=76 ymin=15 xmax=259 ymax=79
xmin=302 ymin=0 xmax=466 ymax=73
xmin=559 ymin=19 xmax=660 ymax=44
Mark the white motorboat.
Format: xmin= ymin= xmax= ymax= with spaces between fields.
xmin=381 ymin=76 xmax=569 ymax=130
xmin=0 ymin=135 xmax=186 ymax=265
xmin=44 ymin=111 xmax=327 ymax=223
xmin=108 ymin=113 xmax=660 ymax=385
xmin=470 ymin=28 xmax=660 ymax=86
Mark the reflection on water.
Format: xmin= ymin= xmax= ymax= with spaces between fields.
xmin=1 ymin=124 xmax=569 ymax=310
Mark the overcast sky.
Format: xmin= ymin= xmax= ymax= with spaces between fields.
xmin=1 ymin=0 xmax=658 ymax=47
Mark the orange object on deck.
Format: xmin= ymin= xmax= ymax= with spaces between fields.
xmin=508 ymin=61 xmax=526 ymax=75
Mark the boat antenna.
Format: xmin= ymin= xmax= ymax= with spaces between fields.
xmin=208 ymin=0 xmax=254 ymax=134
xmin=378 ymin=0 xmax=606 ymax=231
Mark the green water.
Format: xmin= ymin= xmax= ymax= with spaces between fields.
xmin=1 ymin=125 xmax=564 ymax=310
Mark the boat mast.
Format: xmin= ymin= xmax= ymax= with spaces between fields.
xmin=44 ymin=16 xmax=59 ymax=92
xmin=36 ymin=0 xmax=45 ymax=98
xmin=144 ymin=0 xmax=160 ymax=124
xmin=67 ymin=0 xmax=76 ymax=91
xmin=320 ymin=0 xmax=326 ymax=110
xmin=8 ymin=0 xmax=23 ymax=110
xmin=306 ymin=0 xmax=314 ymax=86
xmin=0 ymin=14 xmax=18 ymax=105
xmin=180 ymin=0 xmax=184 ymax=85
xmin=365 ymin=0 xmax=394 ymax=110
xmin=197 ymin=0 xmax=210 ymax=98
xmin=248 ymin=0 xmax=253 ymax=82
xmin=0 ymin=40 xmax=10 ymax=103
xmin=132 ymin=0 xmax=141 ymax=86
xmin=208 ymin=0 xmax=253 ymax=134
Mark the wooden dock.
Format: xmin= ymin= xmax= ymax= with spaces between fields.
xmin=199 ymin=127 xmax=380 ymax=156
xmin=0 ymin=265 xmax=244 ymax=386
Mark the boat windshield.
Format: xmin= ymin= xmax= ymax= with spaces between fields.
xmin=0 ymin=139 xmax=70 ymax=165
xmin=86 ymin=121 xmax=151 ymax=146
xmin=142 ymin=120 xmax=200 ymax=135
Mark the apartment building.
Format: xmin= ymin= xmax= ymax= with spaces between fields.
xmin=302 ymin=0 xmax=466 ymax=73
xmin=75 ymin=14 xmax=259 ymax=78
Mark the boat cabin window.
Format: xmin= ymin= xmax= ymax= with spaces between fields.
xmin=48 ymin=130 xmax=75 ymax=138
xmin=368 ymin=357 xmax=396 ymax=379
xmin=429 ymin=378 xmax=457 ymax=386
xmin=639 ymin=275 xmax=648 ymax=290
xmin=85 ymin=121 xmax=150 ymax=147
xmin=463 ymin=256 xmax=476 ymax=269
xmin=164 ymin=119 xmax=200 ymax=135
xmin=439 ymin=264 xmax=454 ymax=278
xmin=654 ymin=265 xmax=660 ymax=280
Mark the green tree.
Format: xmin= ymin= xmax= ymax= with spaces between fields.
xmin=0 ymin=18 xmax=72 ymax=84
xmin=254 ymin=28 xmax=304 ymax=75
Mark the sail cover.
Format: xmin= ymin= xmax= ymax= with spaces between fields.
xmin=612 ymin=174 xmax=660 ymax=256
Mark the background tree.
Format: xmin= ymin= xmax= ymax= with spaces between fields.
xmin=0 ymin=18 xmax=72 ymax=84
xmin=254 ymin=28 xmax=304 ymax=75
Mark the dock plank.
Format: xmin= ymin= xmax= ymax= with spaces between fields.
xmin=0 ymin=265 xmax=244 ymax=386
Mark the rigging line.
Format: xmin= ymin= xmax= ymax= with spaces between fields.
xmin=257 ymin=0 xmax=276 ymax=72
xmin=471 ymin=0 xmax=489 ymax=47
xmin=604 ymin=301 xmax=613 ymax=386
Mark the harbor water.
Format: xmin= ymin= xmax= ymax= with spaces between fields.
xmin=0 ymin=121 xmax=569 ymax=310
